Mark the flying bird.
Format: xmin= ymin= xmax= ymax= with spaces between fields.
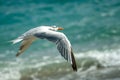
xmin=11 ymin=26 xmax=77 ymax=71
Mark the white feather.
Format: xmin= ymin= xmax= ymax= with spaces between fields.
xmin=11 ymin=38 xmax=23 ymax=44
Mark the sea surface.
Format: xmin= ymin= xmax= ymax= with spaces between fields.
xmin=0 ymin=0 xmax=120 ymax=80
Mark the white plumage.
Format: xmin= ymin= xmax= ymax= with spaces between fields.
xmin=12 ymin=26 xmax=77 ymax=71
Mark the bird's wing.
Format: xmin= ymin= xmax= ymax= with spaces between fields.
xmin=34 ymin=31 xmax=77 ymax=71
xmin=56 ymin=34 xmax=77 ymax=71
xmin=16 ymin=37 xmax=36 ymax=57
xmin=56 ymin=37 xmax=72 ymax=62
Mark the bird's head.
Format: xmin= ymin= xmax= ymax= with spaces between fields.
xmin=49 ymin=26 xmax=64 ymax=31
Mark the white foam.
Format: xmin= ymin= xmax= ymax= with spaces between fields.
xmin=0 ymin=67 xmax=20 ymax=80
xmin=1 ymin=48 xmax=120 ymax=80
xmin=75 ymin=49 xmax=120 ymax=67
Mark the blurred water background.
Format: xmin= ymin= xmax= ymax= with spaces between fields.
xmin=0 ymin=0 xmax=120 ymax=80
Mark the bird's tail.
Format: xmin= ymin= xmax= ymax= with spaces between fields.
xmin=71 ymin=48 xmax=77 ymax=71
xmin=10 ymin=38 xmax=23 ymax=44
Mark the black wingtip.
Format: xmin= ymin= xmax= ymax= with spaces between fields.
xmin=71 ymin=48 xmax=77 ymax=71
xmin=72 ymin=63 xmax=77 ymax=71
xmin=16 ymin=52 xmax=20 ymax=57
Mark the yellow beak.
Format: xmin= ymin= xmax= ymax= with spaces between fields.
xmin=57 ymin=27 xmax=64 ymax=30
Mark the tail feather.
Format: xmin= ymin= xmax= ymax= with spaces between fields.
xmin=11 ymin=38 xmax=23 ymax=44
xmin=71 ymin=48 xmax=77 ymax=71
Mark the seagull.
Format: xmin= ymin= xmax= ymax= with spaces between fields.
xmin=11 ymin=26 xmax=77 ymax=71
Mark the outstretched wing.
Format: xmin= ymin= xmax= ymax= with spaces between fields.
xmin=56 ymin=35 xmax=77 ymax=71
xmin=56 ymin=37 xmax=72 ymax=62
xmin=34 ymin=31 xmax=77 ymax=71
xmin=16 ymin=37 xmax=36 ymax=57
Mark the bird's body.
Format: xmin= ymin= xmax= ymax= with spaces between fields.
xmin=12 ymin=26 xmax=77 ymax=71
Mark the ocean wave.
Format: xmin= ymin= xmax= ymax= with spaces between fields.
xmin=0 ymin=0 xmax=120 ymax=80
xmin=76 ymin=48 xmax=120 ymax=67
xmin=19 ymin=48 xmax=120 ymax=80
xmin=1 ymin=48 xmax=120 ymax=80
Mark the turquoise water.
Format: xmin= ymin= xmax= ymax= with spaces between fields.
xmin=0 ymin=0 xmax=120 ymax=80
